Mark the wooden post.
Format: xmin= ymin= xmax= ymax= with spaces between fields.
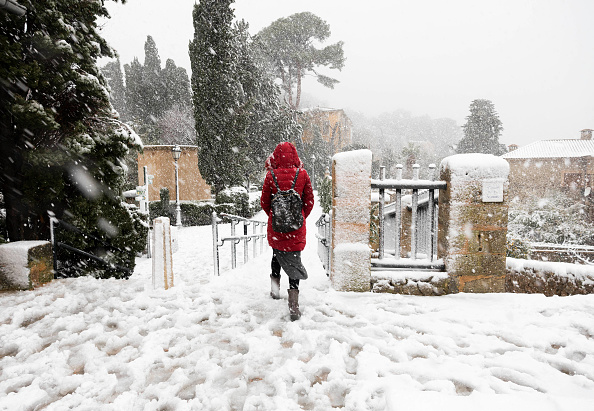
xmin=152 ymin=217 xmax=174 ymax=289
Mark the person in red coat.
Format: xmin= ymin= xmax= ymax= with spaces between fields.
xmin=261 ymin=142 xmax=314 ymax=320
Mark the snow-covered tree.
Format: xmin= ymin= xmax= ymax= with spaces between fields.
xmin=190 ymin=1 xmax=299 ymax=193
xmin=157 ymin=104 xmax=196 ymax=145
xmin=233 ymin=20 xmax=301 ymax=185
xmin=508 ymin=191 xmax=594 ymax=246
xmin=457 ymin=99 xmax=505 ymax=155
xmin=256 ymin=12 xmax=345 ymax=110
xmin=190 ymin=0 xmax=244 ymax=193
xmin=114 ymin=36 xmax=193 ymax=145
xmin=162 ymin=58 xmax=192 ymax=110
xmin=0 ymin=0 xmax=146 ymax=277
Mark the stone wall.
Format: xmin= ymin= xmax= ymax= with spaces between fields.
xmin=371 ymin=271 xmax=456 ymax=296
xmin=506 ymin=258 xmax=594 ymax=296
xmin=438 ymin=154 xmax=510 ymax=293
xmin=330 ymin=150 xmax=372 ymax=292
xmin=0 ymin=241 xmax=53 ymax=291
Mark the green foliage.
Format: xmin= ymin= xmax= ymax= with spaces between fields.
xmin=370 ymin=203 xmax=380 ymax=251
xmin=250 ymin=196 xmax=262 ymax=216
xmin=257 ymin=12 xmax=345 ymax=110
xmin=508 ymin=191 xmax=594 ymax=246
xmin=110 ymin=36 xmax=192 ymax=145
xmin=149 ymin=201 xmax=234 ymax=226
xmin=56 ymin=202 xmax=148 ymax=279
xmin=160 ymin=187 xmax=171 ymax=213
xmin=149 ymin=186 xmax=254 ymax=225
xmin=190 ymin=2 xmax=299 ymax=193
xmin=216 ymin=187 xmax=250 ymax=218
xmin=0 ymin=0 xmax=145 ymax=279
xmin=318 ymin=175 xmax=332 ymax=215
xmin=457 ymin=99 xmax=505 ymax=155
xmin=102 ymin=58 xmax=127 ymax=119
xmin=506 ymin=236 xmax=530 ymax=259
xmin=190 ymin=0 xmax=247 ymax=193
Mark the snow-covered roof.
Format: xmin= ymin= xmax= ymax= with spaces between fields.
xmin=502 ymin=139 xmax=594 ymax=159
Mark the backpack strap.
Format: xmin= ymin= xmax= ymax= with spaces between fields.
xmin=291 ymin=168 xmax=300 ymax=190
xmin=270 ymin=169 xmax=281 ymax=190
xmin=271 ymin=168 xmax=300 ymax=191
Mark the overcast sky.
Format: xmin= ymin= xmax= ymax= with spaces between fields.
xmin=99 ymin=0 xmax=594 ymax=147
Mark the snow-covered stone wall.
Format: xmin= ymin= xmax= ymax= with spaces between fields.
xmin=330 ymin=150 xmax=372 ymax=292
xmin=506 ymin=258 xmax=594 ymax=295
xmin=0 ymin=241 xmax=53 ymax=291
xmin=438 ymin=154 xmax=509 ymax=292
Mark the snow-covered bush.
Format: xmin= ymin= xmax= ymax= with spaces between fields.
xmin=506 ymin=236 xmax=530 ymax=259
xmin=216 ymin=187 xmax=250 ymax=218
xmin=508 ymin=191 xmax=594 ymax=246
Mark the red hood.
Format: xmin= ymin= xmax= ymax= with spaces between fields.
xmin=271 ymin=142 xmax=301 ymax=169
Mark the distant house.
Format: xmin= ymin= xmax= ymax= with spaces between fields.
xmin=299 ymin=107 xmax=353 ymax=153
xmin=137 ymin=145 xmax=211 ymax=202
xmin=501 ymin=129 xmax=594 ymax=201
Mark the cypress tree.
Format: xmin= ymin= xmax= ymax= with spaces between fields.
xmin=189 ymin=0 xmax=246 ymax=193
xmin=101 ymin=58 xmax=127 ymax=120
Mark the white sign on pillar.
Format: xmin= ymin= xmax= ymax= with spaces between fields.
xmin=152 ymin=217 xmax=174 ymax=289
xmin=482 ymin=180 xmax=504 ymax=202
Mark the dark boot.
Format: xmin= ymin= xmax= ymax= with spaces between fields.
xmin=270 ymin=275 xmax=281 ymax=299
xmin=287 ymin=289 xmax=301 ymax=321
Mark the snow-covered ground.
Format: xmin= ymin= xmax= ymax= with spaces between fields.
xmin=1 ymin=199 xmax=594 ymax=410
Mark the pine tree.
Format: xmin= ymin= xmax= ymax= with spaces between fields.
xmin=189 ymin=0 xmax=246 ymax=193
xmin=256 ymin=12 xmax=345 ymax=110
xmin=0 ymin=0 xmax=146 ymax=277
xmin=457 ymin=99 xmax=505 ymax=155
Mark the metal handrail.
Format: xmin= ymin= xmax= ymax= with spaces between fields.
xmin=212 ymin=211 xmax=268 ymax=276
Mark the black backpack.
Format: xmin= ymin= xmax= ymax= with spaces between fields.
xmin=270 ymin=169 xmax=304 ymax=233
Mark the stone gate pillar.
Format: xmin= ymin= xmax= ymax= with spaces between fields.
xmin=438 ymin=154 xmax=509 ymax=292
xmin=330 ymin=149 xmax=373 ymax=292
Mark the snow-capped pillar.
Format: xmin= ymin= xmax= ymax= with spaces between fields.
xmin=330 ymin=149 xmax=373 ymax=292
xmin=0 ymin=241 xmax=53 ymax=291
xmin=152 ymin=217 xmax=174 ymax=290
xmin=438 ymin=154 xmax=509 ymax=293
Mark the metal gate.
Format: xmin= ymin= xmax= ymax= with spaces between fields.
xmin=372 ymin=164 xmax=446 ymax=271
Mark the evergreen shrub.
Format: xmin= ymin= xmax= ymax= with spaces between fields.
xmin=508 ymin=191 xmax=594 ymax=246
xmin=216 ymin=187 xmax=250 ymax=218
xmin=506 ymin=236 xmax=530 ymax=259
xmin=56 ymin=201 xmax=148 ymax=279
xmin=318 ymin=175 xmax=332 ymax=214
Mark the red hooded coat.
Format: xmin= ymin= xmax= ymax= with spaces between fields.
xmin=261 ymin=142 xmax=314 ymax=251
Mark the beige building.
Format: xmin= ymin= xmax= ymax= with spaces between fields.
xmin=502 ymin=129 xmax=594 ymax=201
xmin=137 ymin=145 xmax=211 ymax=202
xmin=299 ymin=107 xmax=353 ymax=153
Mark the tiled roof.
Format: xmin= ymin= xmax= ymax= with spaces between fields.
xmin=502 ymin=139 xmax=594 ymax=159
